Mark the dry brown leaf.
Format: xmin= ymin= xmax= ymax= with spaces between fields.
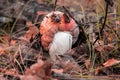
xmin=95 ymin=46 xmax=104 ymax=53
xmin=95 ymin=58 xmax=120 ymax=75
xmin=103 ymin=44 xmax=114 ymax=51
xmin=95 ymin=66 xmax=103 ymax=75
xmin=103 ymin=58 xmax=120 ymax=67
xmin=24 ymin=21 xmax=39 ymax=42
xmin=25 ymin=60 xmax=52 ymax=80
xmin=95 ymin=44 xmax=114 ymax=53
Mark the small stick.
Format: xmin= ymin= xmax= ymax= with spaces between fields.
xmin=62 ymin=6 xmax=79 ymax=24
xmin=93 ymin=1 xmax=109 ymax=45
xmin=53 ymin=0 xmax=58 ymax=11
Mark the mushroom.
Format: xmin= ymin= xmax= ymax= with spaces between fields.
xmin=40 ymin=11 xmax=79 ymax=61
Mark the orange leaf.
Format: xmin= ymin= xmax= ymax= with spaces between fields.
xmin=95 ymin=66 xmax=103 ymax=75
xmin=95 ymin=58 xmax=120 ymax=75
xmin=24 ymin=21 xmax=39 ymax=42
xmin=103 ymin=58 xmax=120 ymax=67
xmin=10 ymin=39 xmax=17 ymax=45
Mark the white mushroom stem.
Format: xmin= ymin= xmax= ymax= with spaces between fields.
xmin=49 ymin=31 xmax=72 ymax=61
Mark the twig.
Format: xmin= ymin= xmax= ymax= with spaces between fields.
xmin=105 ymin=0 xmax=113 ymax=7
xmin=62 ymin=6 xmax=79 ymax=25
xmin=93 ymin=1 xmax=109 ymax=45
xmin=52 ymin=72 xmax=120 ymax=80
xmin=53 ymin=0 xmax=57 ymax=11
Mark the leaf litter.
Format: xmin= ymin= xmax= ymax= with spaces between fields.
xmin=0 ymin=0 xmax=120 ymax=80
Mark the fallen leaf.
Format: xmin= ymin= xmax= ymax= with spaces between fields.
xmin=103 ymin=58 xmax=120 ymax=67
xmin=95 ymin=58 xmax=120 ymax=75
xmin=95 ymin=44 xmax=114 ymax=53
xmin=95 ymin=46 xmax=104 ymax=53
xmin=103 ymin=44 xmax=114 ymax=51
xmin=24 ymin=21 xmax=39 ymax=42
xmin=95 ymin=65 xmax=103 ymax=75
xmin=25 ymin=60 xmax=52 ymax=80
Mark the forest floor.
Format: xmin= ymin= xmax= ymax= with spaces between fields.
xmin=0 ymin=0 xmax=120 ymax=80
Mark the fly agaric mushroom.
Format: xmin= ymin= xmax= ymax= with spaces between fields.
xmin=40 ymin=11 xmax=79 ymax=61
